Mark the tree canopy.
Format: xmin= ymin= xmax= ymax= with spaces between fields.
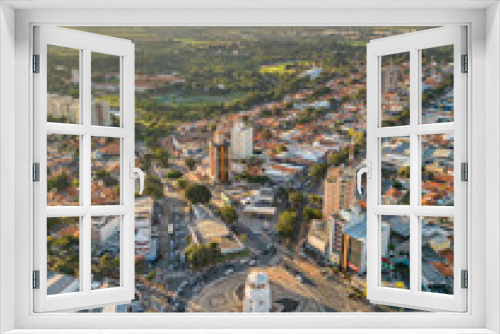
xmin=185 ymin=242 xmax=222 ymax=268
xmin=185 ymin=157 xmax=196 ymax=171
xmin=219 ymin=205 xmax=238 ymax=225
xmin=167 ymin=170 xmax=183 ymax=179
xmin=303 ymin=206 xmax=322 ymax=221
xmin=185 ymin=183 xmax=212 ymax=204
xmin=276 ymin=211 xmax=297 ymax=238
xmin=143 ymin=176 xmax=164 ymax=200
xmin=288 ymin=191 xmax=305 ymax=208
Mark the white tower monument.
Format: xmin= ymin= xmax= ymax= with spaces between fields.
xmin=244 ymin=271 xmax=271 ymax=312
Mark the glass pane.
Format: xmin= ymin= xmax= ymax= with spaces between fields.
xmin=421 ymin=217 xmax=454 ymax=294
xmin=381 ymin=215 xmax=410 ymax=290
xmin=421 ymin=134 xmax=454 ymax=206
xmin=381 ymin=137 xmax=410 ymax=205
xmin=381 ymin=52 xmax=410 ymax=127
xmin=47 ymin=45 xmax=80 ymax=124
xmin=421 ymin=45 xmax=454 ymax=124
xmin=47 ymin=134 xmax=80 ymax=206
xmin=47 ymin=217 xmax=80 ymax=295
xmin=91 ymin=137 xmax=121 ymax=205
xmin=91 ymin=216 xmax=121 ymax=290
xmin=92 ymin=52 xmax=121 ymax=127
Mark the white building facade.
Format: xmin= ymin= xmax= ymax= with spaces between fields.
xmin=244 ymin=272 xmax=271 ymax=312
xmin=230 ymin=121 xmax=253 ymax=160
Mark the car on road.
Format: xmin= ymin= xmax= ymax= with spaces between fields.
xmin=296 ymin=274 xmax=303 ymax=283
xmin=248 ymin=259 xmax=256 ymax=266
xmin=224 ymin=268 xmax=234 ymax=276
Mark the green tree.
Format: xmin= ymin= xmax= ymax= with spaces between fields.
xmin=309 ymin=163 xmax=327 ymax=180
xmin=47 ymin=172 xmax=71 ymax=191
xmin=167 ymin=170 xmax=183 ymax=179
xmin=146 ymin=270 xmax=156 ymax=280
xmin=397 ymin=165 xmax=410 ymax=179
xmin=288 ymin=191 xmax=304 ymax=208
xmin=185 ymin=184 xmax=212 ymax=205
xmin=308 ymin=194 xmax=323 ymax=207
xmin=393 ymin=180 xmax=404 ymax=191
xmin=327 ymin=146 xmax=350 ymax=166
xmin=219 ymin=205 xmax=238 ymax=225
xmin=185 ymin=243 xmax=222 ymax=268
xmin=47 ymin=234 xmax=79 ymax=277
xmin=303 ymin=206 xmax=322 ymax=222
xmin=176 ymin=178 xmax=188 ymax=189
xmin=93 ymin=254 xmax=120 ymax=281
xmin=185 ymin=157 xmax=196 ymax=171
xmin=276 ymin=211 xmax=297 ymax=238
xmin=143 ymin=176 xmax=163 ymax=200
xmin=276 ymin=187 xmax=289 ymax=201
xmin=276 ymin=144 xmax=287 ymax=154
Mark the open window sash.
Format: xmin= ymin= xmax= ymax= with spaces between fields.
xmin=33 ymin=26 xmax=136 ymax=312
xmin=366 ymin=26 xmax=467 ymax=312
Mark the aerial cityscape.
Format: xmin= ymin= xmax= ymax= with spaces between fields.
xmin=45 ymin=26 xmax=455 ymax=313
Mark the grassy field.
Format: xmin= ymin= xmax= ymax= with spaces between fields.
xmin=259 ymin=60 xmax=313 ymax=75
xmin=157 ymin=92 xmax=246 ymax=107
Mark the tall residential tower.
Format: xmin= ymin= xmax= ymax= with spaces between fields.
xmin=230 ymin=121 xmax=253 ymax=160
xmin=209 ymin=129 xmax=231 ymax=184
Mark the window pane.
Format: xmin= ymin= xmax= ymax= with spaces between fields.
xmin=47 ymin=45 xmax=80 ymax=124
xmin=47 ymin=134 xmax=80 ymax=206
xmin=92 ymin=216 xmax=121 ymax=290
xmin=381 ymin=52 xmax=410 ymax=127
xmin=92 ymin=52 xmax=121 ymax=127
xmin=421 ymin=217 xmax=454 ymax=294
xmin=91 ymin=137 xmax=121 ymax=205
xmin=47 ymin=217 xmax=80 ymax=295
xmin=381 ymin=137 xmax=410 ymax=205
xmin=421 ymin=45 xmax=454 ymax=124
xmin=381 ymin=215 xmax=410 ymax=290
xmin=421 ymin=134 xmax=454 ymax=206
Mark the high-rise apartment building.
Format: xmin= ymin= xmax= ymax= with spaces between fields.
xmin=323 ymin=165 xmax=357 ymax=219
xmin=47 ymin=94 xmax=80 ymax=123
xmin=209 ymin=129 xmax=231 ymax=184
xmin=91 ymin=100 xmax=112 ymax=126
xmin=230 ymin=121 xmax=253 ymax=160
xmin=47 ymin=94 xmax=112 ymax=126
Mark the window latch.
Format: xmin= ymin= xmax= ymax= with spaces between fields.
xmin=357 ymin=162 xmax=371 ymax=195
xmin=129 ymin=161 xmax=145 ymax=194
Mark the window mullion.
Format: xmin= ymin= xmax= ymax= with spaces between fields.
xmin=81 ymin=48 xmax=92 ymax=295
xmin=409 ymin=47 xmax=420 ymax=294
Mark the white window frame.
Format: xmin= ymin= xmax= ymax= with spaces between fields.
xmin=33 ymin=26 xmax=136 ymax=312
xmin=0 ymin=2 xmax=498 ymax=333
xmin=366 ymin=26 xmax=467 ymax=312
